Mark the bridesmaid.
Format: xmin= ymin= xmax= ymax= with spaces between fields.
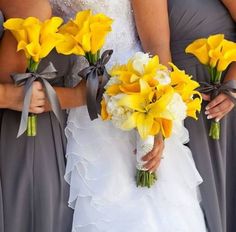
xmin=0 ymin=9 xmax=52 ymax=231
xmin=0 ymin=1 xmax=86 ymax=232
xmin=132 ymin=0 xmax=236 ymax=232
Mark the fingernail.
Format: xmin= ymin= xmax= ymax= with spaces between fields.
xmin=207 ymin=115 xmax=213 ymax=119
xmin=205 ymin=106 xmax=209 ymax=110
xmin=205 ymin=111 xmax=209 ymax=115
xmin=215 ymin=118 xmax=220 ymax=122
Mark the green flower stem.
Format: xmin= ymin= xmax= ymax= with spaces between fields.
xmin=136 ymin=169 xmax=157 ymax=188
xmin=26 ymin=58 xmax=39 ymax=136
xmin=85 ymin=51 xmax=100 ymax=65
xmin=209 ymin=120 xmax=220 ymax=140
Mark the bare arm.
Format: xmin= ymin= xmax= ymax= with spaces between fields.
xmin=0 ymin=0 xmax=86 ymax=110
xmin=132 ymin=0 xmax=171 ymax=65
xmin=221 ymin=0 xmax=236 ymax=21
xmin=0 ymin=0 xmax=52 ymax=83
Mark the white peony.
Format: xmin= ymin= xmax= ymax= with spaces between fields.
xmin=131 ymin=52 xmax=150 ymax=74
xmin=155 ymin=70 xmax=171 ymax=85
xmin=167 ymin=93 xmax=187 ymax=123
xmin=105 ymin=76 xmax=121 ymax=89
xmin=105 ymin=94 xmax=133 ymax=130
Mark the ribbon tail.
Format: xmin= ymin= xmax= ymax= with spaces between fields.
xmin=86 ymin=71 xmax=99 ymax=120
xmin=42 ymin=80 xmax=64 ymax=126
xmin=17 ymin=84 xmax=33 ymax=138
xmin=96 ymin=70 xmax=110 ymax=113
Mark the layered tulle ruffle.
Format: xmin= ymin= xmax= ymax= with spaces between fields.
xmin=65 ymin=106 xmax=207 ymax=232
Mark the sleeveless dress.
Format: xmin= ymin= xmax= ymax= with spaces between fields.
xmin=51 ymin=1 xmax=207 ymax=231
xmin=0 ymin=14 xmax=73 ymax=230
xmin=168 ymin=1 xmax=236 ymax=231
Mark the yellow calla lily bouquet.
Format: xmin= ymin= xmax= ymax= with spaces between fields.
xmin=4 ymin=16 xmax=64 ymax=137
xmin=186 ymin=34 xmax=236 ymax=140
xmin=56 ymin=10 xmax=113 ymax=120
xmin=101 ymin=52 xmax=202 ymax=188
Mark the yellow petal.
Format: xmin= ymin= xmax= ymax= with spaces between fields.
xmin=101 ymin=98 xmax=110 ymax=120
xmin=56 ymin=34 xmax=85 ymax=55
xmin=26 ymin=42 xmax=41 ymax=63
xmin=136 ymin=112 xmax=154 ymax=139
xmin=160 ymin=119 xmax=173 ymax=138
xmin=40 ymin=17 xmax=63 ymax=42
xmin=185 ymin=38 xmax=209 ymax=65
xmin=118 ymin=94 xmax=146 ymax=112
xmin=3 ymin=18 xmax=28 ymax=43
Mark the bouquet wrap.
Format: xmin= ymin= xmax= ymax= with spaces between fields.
xmin=136 ymin=132 xmax=154 ymax=171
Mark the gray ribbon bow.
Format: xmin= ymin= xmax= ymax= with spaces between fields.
xmin=198 ymin=80 xmax=236 ymax=104
xmin=12 ymin=62 xmax=63 ymax=137
xmin=78 ymin=50 xmax=113 ymax=120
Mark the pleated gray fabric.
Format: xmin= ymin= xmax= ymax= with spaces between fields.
xmin=168 ymin=1 xmax=236 ymax=232
xmin=0 ymin=50 xmax=74 ymax=231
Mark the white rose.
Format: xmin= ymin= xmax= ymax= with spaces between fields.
xmin=131 ymin=52 xmax=150 ymax=74
xmin=155 ymin=70 xmax=171 ymax=85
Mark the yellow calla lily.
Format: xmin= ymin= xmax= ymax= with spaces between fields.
xmin=3 ymin=18 xmax=28 ymax=43
xmin=4 ymin=16 xmax=65 ymax=69
xmin=207 ymin=34 xmax=224 ymax=68
xmin=217 ymin=39 xmax=236 ymax=72
xmin=57 ymin=10 xmax=113 ymax=57
xmin=185 ymin=38 xmax=209 ymax=65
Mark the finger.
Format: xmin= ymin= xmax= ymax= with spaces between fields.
xmin=208 ymin=105 xmax=234 ymax=121
xmin=143 ymin=148 xmax=164 ymax=170
xmin=206 ymin=94 xmax=227 ymax=110
xmin=142 ymin=150 xmax=156 ymax=161
xmin=201 ymin=93 xmax=211 ymax=101
xmin=149 ymin=160 xmax=161 ymax=173
xmin=33 ymin=81 xmax=43 ymax=90
xmin=216 ymin=107 xmax=234 ymax=121
xmin=29 ymin=106 xmax=45 ymax=114
xmin=205 ymin=99 xmax=233 ymax=115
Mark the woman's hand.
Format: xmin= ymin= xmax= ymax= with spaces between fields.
xmin=142 ymin=133 xmax=165 ymax=173
xmin=29 ymin=81 xmax=46 ymax=113
xmin=203 ymin=92 xmax=235 ymax=121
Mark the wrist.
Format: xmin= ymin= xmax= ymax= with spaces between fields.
xmin=4 ymin=84 xmax=23 ymax=111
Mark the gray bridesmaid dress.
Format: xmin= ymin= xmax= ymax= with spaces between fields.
xmin=168 ymin=0 xmax=236 ymax=231
xmin=0 ymin=39 xmax=74 ymax=232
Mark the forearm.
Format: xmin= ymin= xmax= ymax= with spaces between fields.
xmin=0 ymin=83 xmax=23 ymax=109
xmin=53 ymin=82 xmax=86 ymax=110
xmin=224 ymin=62 xmax=236 ymax=82
xmin=132 ymin=0 xmax=171 ymax=66
xmin=0 ymin=0 xmax=52 ymax=83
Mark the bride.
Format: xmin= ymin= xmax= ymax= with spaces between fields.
xmin=50 ymin=0 xmax=207 ymax=231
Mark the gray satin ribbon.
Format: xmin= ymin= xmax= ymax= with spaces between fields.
xmin=78 ymin=50 xmax=113 ymax=120
xmin=198 ymin=80 xmax=236 ymax=104
xmin=11 ymin=62 xmax=63 ymax=137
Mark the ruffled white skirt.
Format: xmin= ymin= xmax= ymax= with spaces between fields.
xmin=65 ymin=106 xmax=207 ymax=232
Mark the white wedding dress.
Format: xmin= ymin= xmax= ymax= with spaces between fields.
xmin=50 ymin=0 xmax=207 ymax=231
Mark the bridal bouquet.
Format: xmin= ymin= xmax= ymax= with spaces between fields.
xmin=56 ymin=10 xmax=113 ymax=120
xmin=101 ymin=52 xmax=201 ymax=187
xmin=186 ymin=34 xmax=236 ymax=139
xmin=4 ymin=16 xmax=64 ymax=137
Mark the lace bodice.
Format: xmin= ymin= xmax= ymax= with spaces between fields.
xmin=50 ymin=0 xmax=141 ymax=70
